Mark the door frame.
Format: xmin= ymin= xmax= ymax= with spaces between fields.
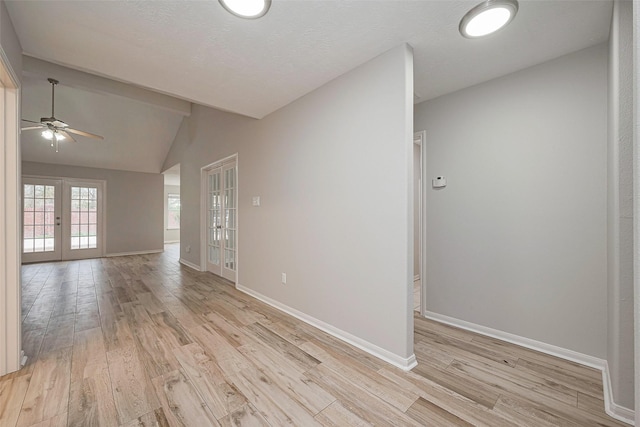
xmin=22 ymin=175 xmax=107 ymax=261
xmin=414 ymin=130 xmax=427 ymax=317
xmin=200 ymin=153 xmax=239 ymax=283
xmin=0 ymin=46 xmax=22 ymax=376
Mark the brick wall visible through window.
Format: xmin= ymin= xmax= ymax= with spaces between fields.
xmin=167 ymin=193 xmax=180 ymax=230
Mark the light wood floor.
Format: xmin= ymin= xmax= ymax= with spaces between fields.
xmin=0 ymin=244 xmax=627 ymax=426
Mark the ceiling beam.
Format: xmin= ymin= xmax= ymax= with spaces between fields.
xmin=23 ymin=56 xmax=191 ymax=116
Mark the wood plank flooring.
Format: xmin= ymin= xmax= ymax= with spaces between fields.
xmin=0 ymin=244 xmax=627 ymax=426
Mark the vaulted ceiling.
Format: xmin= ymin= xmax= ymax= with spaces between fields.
xmin=6 ymin=0 xmax=613 ymax=172
xmin=21 ymin=72 xmax=186 ymax=173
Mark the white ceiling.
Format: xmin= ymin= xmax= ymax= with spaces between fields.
xmin=7 ymin=0 xmax=613 ymax=120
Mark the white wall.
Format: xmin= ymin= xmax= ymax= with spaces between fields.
xmin=414 ymin=44 xmax=608 ymax=358
xmin=0 ymin=0 xmax=22 ymax=376
xmin=165 ymin=44 xmax=415 ymax=364
xmin=607 ymin=0 xmax=634 ymax=413
xmin=22 ymin=162 xmax=164 ymax=255
xmin=164 ymin=184 xmax=180 ymax=243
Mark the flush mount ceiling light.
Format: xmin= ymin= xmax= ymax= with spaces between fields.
xmin=459 ymin=0 xmax=519 ymax=38
xmin=219 ymin=0 xmax=271 ymax=19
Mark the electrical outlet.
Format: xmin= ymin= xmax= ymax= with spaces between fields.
xmin=281 ymin=273 xmax=287 ymax=284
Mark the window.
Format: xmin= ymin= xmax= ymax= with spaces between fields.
xmin=70 ymin=186 xmax=98 ymax=249
xmin=167 ymin=193 xmax=180 ymax=230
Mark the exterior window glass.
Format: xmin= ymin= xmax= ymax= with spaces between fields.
xmin=168 ymin=194 xmax=180 ymax=230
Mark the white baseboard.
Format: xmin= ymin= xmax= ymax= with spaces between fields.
xmin=602 ymin=361 xmax=635 ymax=424
xmin=237 ymin=284 xmax=417 ymax=371
xmin=424 ymin=311 xmax=634 ymax=425
xmin=164 ymin=240 xmax=180 ymax=244
xmin=414 ymin=275 xmax=420 ymax=282
xmin=179 ymin=258 xmax=202 ymax=272
xmin=106 ymin=249 xmax=163 ymax=258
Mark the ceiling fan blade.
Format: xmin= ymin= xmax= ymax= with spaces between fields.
xmin=22 ymin=119 xmax=42 ymax=124
xmin=57 ymin=130 xmax=76 ymax=142
xmin=66 ymin=128 xmax=104 ymax=140
xmin=21 ymin=126 xmax=45 ymax=131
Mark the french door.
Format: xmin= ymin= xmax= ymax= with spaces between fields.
xmin=22 ymin=177 xmax=104 ymax=263
xmin=22 ymin=178 xmax=62 ymax=263
xmin=205 ymin=160 xmax=237 ymax=282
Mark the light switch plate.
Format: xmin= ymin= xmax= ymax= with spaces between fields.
xmin=252 ymin=196 xmax=261 ymax=206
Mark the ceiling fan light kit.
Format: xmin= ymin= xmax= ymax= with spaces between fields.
xmin=21 ymin=77 xmax=104 ymax=153
xmin=41 ymin=129 xmax=64 ymax=141
xmin=459 ymin=0 xmax=519 ymax=38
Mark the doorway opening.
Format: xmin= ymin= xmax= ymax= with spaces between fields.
xmin=163 ymin=164 xmax=181 ymax=262
xmin=200 ymin=154 xmax=238 ymax=284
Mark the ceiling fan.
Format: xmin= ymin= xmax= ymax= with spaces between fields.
xmin=21 ymin=78 xmax=104 ymax=152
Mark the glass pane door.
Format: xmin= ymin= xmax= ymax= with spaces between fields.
xmin=62 ymin=180 xmax=103 ymax=260
xmin=221 ymin=164 xmax=237 ymax=281
xmin=22 ymin=178 xmax=62 ymax=263
xmin=204 ymin=158 xmax=237 ymax=283
xmin=207 ymin=169 xmax=222 ymax=274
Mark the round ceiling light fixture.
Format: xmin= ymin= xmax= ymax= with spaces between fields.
xmin=459 ymin=0 xmax=518 ymax=38
xmin=219 ymin=0 xmax=271 ymax=19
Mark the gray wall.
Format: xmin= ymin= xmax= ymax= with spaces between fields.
xmin=22 ymin=162 xmax=164 ymax=255
xmin=0 ymin=0 xmax=21 ymax=81
xmin=607 ymin=0 xmax=634 ymax=412
xmin=164 ymin=184 xmax=180 ymax=243
xmin=165 ymin=45 xmax=415 ymax=361
xmin=414 ymin=44 xmax=608 ymax=358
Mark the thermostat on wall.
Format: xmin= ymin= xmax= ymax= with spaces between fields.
xmin=432 ymin=176 xmax=446 ymax=188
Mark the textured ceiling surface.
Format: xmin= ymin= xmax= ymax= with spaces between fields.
xmin=21 ymin=75 xmax=184 ymax=173
xmin=6 ymin=0 xmax=612 ymax=120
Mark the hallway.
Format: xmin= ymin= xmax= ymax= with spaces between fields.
xmin=0 ymin=250 xmax=626 ymax=426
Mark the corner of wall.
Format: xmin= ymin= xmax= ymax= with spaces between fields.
xmin=607 ymin=0 xmax=635 ymax=414
xmin=161 ymin=116 xmax=190 ymax=172
xmin=603 ymin=361 xmax=636 ymax=424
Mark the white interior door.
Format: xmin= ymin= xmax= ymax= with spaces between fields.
xmin=22 ymin=178 xmax=62 ymax=263
xmin=205 ymin=159 xmax=237 ymax=282
xmin=221 ymin=163 xmax=237 ymax=282
xmin=207 ymin=168 xmax=222 ymax=275
xmin=62 ymin=180 xmax=104 ymax=260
